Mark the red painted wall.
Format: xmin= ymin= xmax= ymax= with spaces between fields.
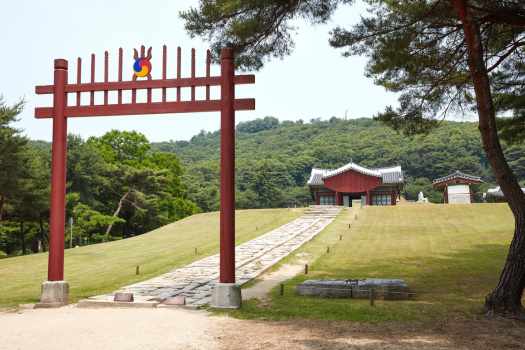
xmin=323 ymin=169 xmax=381 ymax=193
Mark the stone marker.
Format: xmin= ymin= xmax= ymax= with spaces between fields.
xmin=114 ymin=292 xmax=134 ymax=302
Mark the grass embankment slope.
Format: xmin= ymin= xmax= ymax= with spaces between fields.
xmin=0 ymin=208 xmax=303 ymax=307
xmin=234 ymin=204 xmax=520 ymax=322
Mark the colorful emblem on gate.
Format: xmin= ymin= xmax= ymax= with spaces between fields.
xmin=133 ymin=58 xmax=151 ymax=77
xmin=132 ymin=46 xmax=152 ymax=80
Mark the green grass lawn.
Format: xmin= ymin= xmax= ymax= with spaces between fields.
xmin=229 ymin=204 xmax=520 ymax=322
xmin=0 ymin=208 xmax=304 ymax=307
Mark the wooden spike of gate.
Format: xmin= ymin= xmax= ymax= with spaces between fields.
xmin=76 ymin=57 xmax=82 ymax=106
xmin=104 ymin=51 xmax=109 ymax=105
xmin=90 ymin=54 xmax=95 ymax=105
xmin=177 ymin=47 xmax=181 ymax=101
xmin=118 ymin=48 xmax=123 ymax=104
xmin=206 ymin=50 xmax=211 ymax=100
xmin=162 ymin=45 xmax=167 ymax=102
xmin=191 ymin=48 xmax=196 ymax=101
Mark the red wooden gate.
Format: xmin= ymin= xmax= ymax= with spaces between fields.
xmin=35 ymin=46 xmax=255 ymax=289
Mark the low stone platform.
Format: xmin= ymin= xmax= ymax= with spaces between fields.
xmin=296 ymin=279 xmax=410 ymax=300
xmin=80 ymin=206 xmax=341 ymax=308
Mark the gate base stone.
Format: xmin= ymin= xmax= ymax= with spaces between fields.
xmin=211 ymin=283 xmax=241 ymax=309
xmin=35 ymin=281 xmax=69 ymax=308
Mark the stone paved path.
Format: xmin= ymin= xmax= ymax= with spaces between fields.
xmin=83 ymin=206 xmax=341 ymax=307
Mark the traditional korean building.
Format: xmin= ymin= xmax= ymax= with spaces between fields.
xmin=432 ymin=171 xmax=483 ymax=204
xmin=307 ymin=162 xmax=404 ymax=206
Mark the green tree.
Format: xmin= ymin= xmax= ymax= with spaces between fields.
xmin=0 ymin=100 xmax=49 ymax=255
xmin=144 ymin=152 xmax=199 ymax=221
xmin=72 ymin=203 xmax=125 ymax=244
xmin=182 ymin=0 xmax=525 ymax=316
xmin=0 ymin=99 xmax=26 ymax=221
xmin=67 ymin=135 xmax=110 ymax=205
xmin=88 ymin=130 xmax=150 ymax=165
xmin=237 ymin=116 xmax=280 ymax=134
xmin=237 ymin=160 xmax=294 ymax=208
xmin=12 ymin=147 xmax=50 ymax=254
xmin=86 ymin=130 xmax=199 ymax=239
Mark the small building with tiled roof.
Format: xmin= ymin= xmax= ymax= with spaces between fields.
xmin=307 ymin=161 xmax=404 ymax=206
xmin=432 ymin=170 xmax=483 ymax=204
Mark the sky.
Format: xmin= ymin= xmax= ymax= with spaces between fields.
xmin=2 ymin=0 xmax=403 ymax=142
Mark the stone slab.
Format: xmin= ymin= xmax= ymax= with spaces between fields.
xmin=114 ymin=292 xmax=134 ymax=302
xmin=296 ymin=278 xmax=410 ymax=300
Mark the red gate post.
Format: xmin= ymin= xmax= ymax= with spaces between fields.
xmin=36 ymin=59 xmax=70 ymax=308
xmin=220 ymin=48 xmax=235 ymax=284
xmin=211 ymin=47 xmax=241 ymax=308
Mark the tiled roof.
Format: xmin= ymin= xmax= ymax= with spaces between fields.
xmin=307 ymin=168 xmax=330 ymax=186
xmin=376 ymin=166 xmax=404 ymax=184
xmin=324 ymin=163 xmax=382 ymax=179
xmin=432 ymin=170 xmax=482 ymax=185
xmin=307 ymin=162 xmax=404 ymax=186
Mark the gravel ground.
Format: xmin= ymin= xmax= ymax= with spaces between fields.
xmin=0 ymin=306 xmax=218 ymax=350
xmin=1 ymin=306 xmax=524 ymax=350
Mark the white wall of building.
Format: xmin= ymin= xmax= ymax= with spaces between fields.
xmin=447 ymin=184 xmax=471 ymax=204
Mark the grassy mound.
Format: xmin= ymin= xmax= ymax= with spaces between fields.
xmin=233 ymin=204 xmax=519 ymax=322
xmin=0 ymin=208 xmax=303 ymax=307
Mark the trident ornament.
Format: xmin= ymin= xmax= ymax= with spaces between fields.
xmin=132 ymin=46 xmax=152 ymax=80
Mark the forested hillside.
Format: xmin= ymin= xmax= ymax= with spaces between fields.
xmin=154 ymin=117 xmax=525 ymax=211
xmin=1 ymin=100 xmax=198 ymax=257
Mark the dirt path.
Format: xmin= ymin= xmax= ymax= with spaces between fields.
xmin=242 ymin=263 xmax=305 ymax=300
xmin=2 ymin=306 xmax=524 ymax=350
xmin=216 ymin=317 xmax=525 ymax=350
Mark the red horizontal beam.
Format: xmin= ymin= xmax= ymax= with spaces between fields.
xmin=34 ymin=98 xmax=255 ymax=118
xmin=35 ymin=75 xmax=255 ymax=95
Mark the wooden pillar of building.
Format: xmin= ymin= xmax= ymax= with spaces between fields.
xmin=335 ymin=191 xmax=341 ymax=206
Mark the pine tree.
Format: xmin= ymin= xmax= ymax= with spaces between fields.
xmin=0 ymin=98 xmax=27 ymax=221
